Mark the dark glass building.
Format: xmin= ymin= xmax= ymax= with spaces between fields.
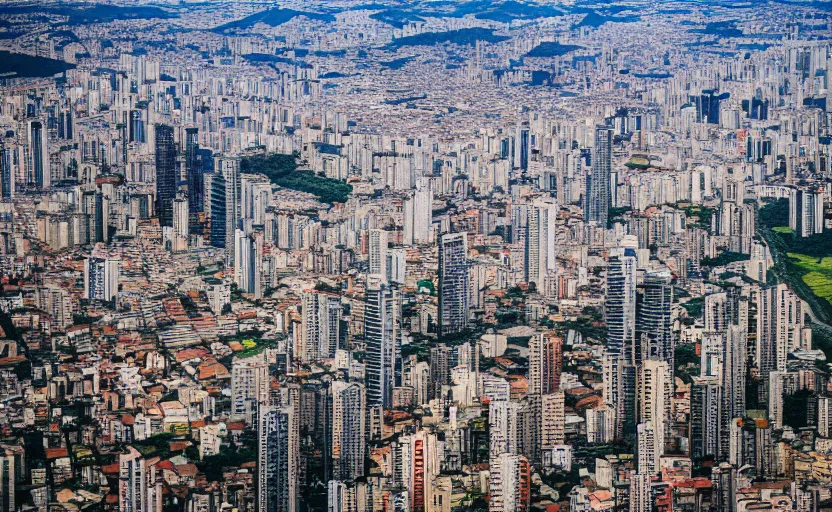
xmin=154 ymin=124 xmax=177 ymax=227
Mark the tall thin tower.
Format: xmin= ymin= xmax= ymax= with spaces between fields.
xmin=438 ymin=233 xmax=469 ymax=335
xmin=585 ymin=125 xmax=613 ymax=226
xmin=155 ymin=124 xmax=177 ymax=227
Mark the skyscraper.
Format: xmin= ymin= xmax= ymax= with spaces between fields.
xmin=241 ymin=174 xmax=272 ymax=226
xmin=258 ymin=406 xmax=298 ymax=512
xmin=489 ymin=400 xmax=520 ymax=460
xmin=767 ymin=370 xmax=797 ymax=430
xmin=636 ymin=422 xmax=658 ymax=475
xmin=154 ymin=124 xmax=177 ymax=227
xmin=540 ymin=390 xmax=565 ymax=450
xmin=629 ymin=472 xmax=652 ymax=512
xmin=231 ymin=358 xmax=269 ymax=421
xmin=368 ymin=228 xmax=388 ymax=279
xmin=403 ymin=177 xmax=432 ymax=245
xmin=27 ymin=119 xmax=49 ymax=189
xmin=438 ymin=233 xmax=469 ymax=335
xmin=430 ymin=344 xmax=452 ymax=400
xmin=524 ymin=200 xmax=555 ymax=287
xmin=209 ymin=156 xmax=241 ymax=254
xmin=0 ymin=448 xmax=15 ymax=512
xmin=690 ymin=378 xmax=722 ymax=460
xmin=172 ymin=194 xmax=189 ymax=251
xmin=637 ymin=270 xmax=674 ymax=368
xmin=528 ymin=333 xmax=562 ymax=394
xmin=119 ymin=446 xmax=162 ymax=512
xmin=637 ymin=359 xmax=670 ymax=474
xmin=130 ymin=109 xmax=145 ymax=143
xmin=789 ymin=187 xmax=824 ymax=238
xmin=234 ymin=229 xmax=263 ymax=299
xmin=585 ymin=125 xmax=613 ymax=226
xmin=774 ymin=283 xmax=804 ymax=372
xmin=489 ymin=453 xmax=530 ymax=512
xmin=0 ymin=145 xmax=14 ymax=199
xmin=585 ymin=404 xmax=616 ymax=444
xmin=607 ymin=249 xmax=638 ymax=361
xmin=399 ymin=430 xmax=440 ymax=512
xmin=301 ymin=290 xmax=342 ymax=361
xmin=364 ymin=275 xmax=400 ymax=407
xmin=607 ymin=249 xmax=638 ymax=438
xmin=819 ymin=396 xmax=831 ymax=438
xmin=388 ymin=247 xmax=407 ymax=284
xmin=185 ymin=128 xmax=203 ymax=224
xmin=330 ymin=381 xmax=366 ymax=482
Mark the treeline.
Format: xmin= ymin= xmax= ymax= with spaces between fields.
xmin=241 ymin=153 xmax=353 ymax=204
xmin=760 ymin=199 xmax=832 ymax=258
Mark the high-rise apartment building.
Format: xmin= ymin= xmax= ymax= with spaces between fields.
xmin=301 ymin=290 xmax=342 ymax=361
xmin=84 ymin=254 xmax=119 ymax=302
xmin=540 ymin=390 xmax=565 ymax=450
xmin=638 ymin=360 xmax=670 ymax=473
xmin=629 ymin=472 xmax=652 ymax=512
xmin=258 ymin=406 xmax=298 ymax=512
xmin=0 ymin=448 xmax=15 ymax=512
xmin=690 ymin=378 xmax=722 ymax=460
xmin=330 ymin=381 xmax=366 ymax=482
xmin=637 ymin=270 xmax=674 ymax=368
xmin=119 ymin=447 xmax=162 ymax=512
xmin=365 ymin=275 xmax=400 ymax=407
xmin=607 ymin=249 xmax=638 ymax=361
xmin=403 ymin=177 xmax=432 ymax=245
xmin=231 ymin=358 xmax=269 ymax=420
xmin=489 ymin=453 xmax=530 ymax=512
xmin=819 ymin=396 xmax=831 ymax=438
xmin=438 ymin=233 xmax=469 ymax=335
xmin=789 ymin=187 xmax=824 ymax=238
xmin=524 ymin=200 xmax=555 ymax=287
xmin=234 ymin=229 xmax=264 ymax=299
xmin=399 ymin=430 xmax=440 ymax=512
xmin=585 ymin=125 xmax=613 ymax=226
xmin=528 ymin=333 xmax=562 ymax=394
xmin=489 ymin=400 xmax=520 ymax=461
xmin=368 ymin=229 xmax=388 ymax=279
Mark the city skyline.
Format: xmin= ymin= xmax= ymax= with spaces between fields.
xmin=0 ymin=1 xmax=831 ymax=511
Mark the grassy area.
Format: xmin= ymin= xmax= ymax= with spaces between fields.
xmin=787 ymin=253 xmax=832 ymax=302
xmin=235 ymin=338 xmax=277 ymax=359
xmin=773 ymin=226 xmax=794 ymax=234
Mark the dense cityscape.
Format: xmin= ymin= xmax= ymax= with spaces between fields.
xmin=0 ymin=0 xmax=831 ymax=510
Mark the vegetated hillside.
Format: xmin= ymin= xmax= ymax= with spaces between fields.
xmin=525 ymin=42 xmax=584 ymax=58
xmin=212 ymin=8 xmax=334 ymax=33
xmin=387 ymin=28 xmax=509 ymax=49
xmin=241 ymin=153 xmax=352 ymax=204
xmin=0 ymin=4 xmax=176 ymax=24
xmin=0 ymin=51 xmax=76 ymax=78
